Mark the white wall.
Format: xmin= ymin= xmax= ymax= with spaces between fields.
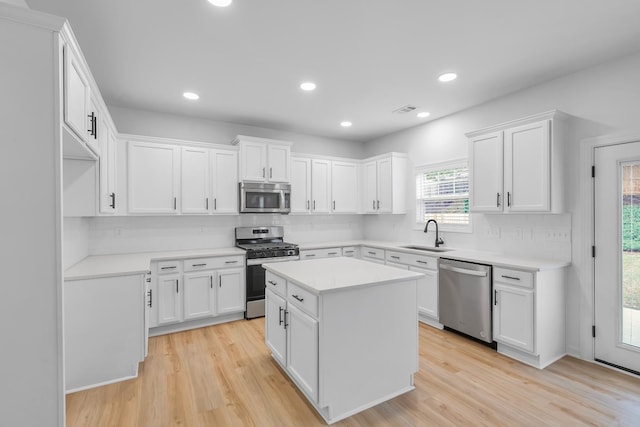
xmin=363 ymin=50 xmax=640 ymax=360
xmin=64 ymin=218 xmax=90 ymax=269
xmin=110 ymin=105 xmax=365 ymax=159
xmin=1 ymin=0 xmax=28 ymax=8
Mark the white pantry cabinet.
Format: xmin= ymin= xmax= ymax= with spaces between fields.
xmin=467 ymin=110 xmax=567 ymax=214
xmin=128 ymin=141 xmax=180 ymax=214
xmin=492 ymin=266 xmax=566 ymax=369
xmin=361 ymin=153 xmax=407 ymax=214
xmin=232 ymin=135 xmax=291 ymax=183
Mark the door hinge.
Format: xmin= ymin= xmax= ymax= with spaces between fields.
xmin=592 ymin=246 xmax=596 ymax=258
xmin=591 ymin=165 xmax=595 ymax=178
xmin=592 ymin=325 xmax=596 ymax=338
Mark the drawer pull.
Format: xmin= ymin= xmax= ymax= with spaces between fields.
xmin=416 ymin=260 xmax=428 ymax=264
xmin=306 ymin=254 xmax=316 ymax=257
xmin=390 ymin=255 xmax=400 ymax=259
xmin=292 ymin=294 xmax=304 ymax=302
xmin=225 ymin=260 xmax=238 ymax=264
xmin=192 ymin=263 xmax=207 ymax=267
xmin=501 ymin=275 xmax=520 ymax=281
xmin=328 ymin=252 xmax=338 ymax=255
xmin=161 ymin=266 xmax=176 ymax=270
xmin=268 ymin=280 xmax=278 ymax=286
xmin=344 ymin=251 xmax=354 ymax=254
xmin=367 ymin=251 xmax=377 ymax=255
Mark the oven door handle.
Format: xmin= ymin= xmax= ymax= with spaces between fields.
xmin=246 ymin=256 xmax=300 ymax=266
xmin=439 ymin=264 xmax=488 ymax=277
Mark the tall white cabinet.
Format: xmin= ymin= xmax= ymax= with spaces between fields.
xmin=467 ymin=110 xmax=567 ymax=213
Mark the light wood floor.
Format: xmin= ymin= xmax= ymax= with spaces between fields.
xmin=67 ymin=320 xmax=640 ymax=426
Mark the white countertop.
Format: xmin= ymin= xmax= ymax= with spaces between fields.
xmin=64 ymin=247 xmax=245 ymax=281
xmin=263 ymin=257 xmax=424 ymax=294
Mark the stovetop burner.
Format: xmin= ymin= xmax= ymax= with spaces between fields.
xmin=237 ymin=242 xmax=298 ymax=252
xmin=235 ymin=226 xmax=299 ymax=260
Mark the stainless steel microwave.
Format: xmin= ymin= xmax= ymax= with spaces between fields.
xmin=239 ymin=182 xmax=291 ymax=214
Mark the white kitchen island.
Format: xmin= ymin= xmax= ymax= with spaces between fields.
xmin=263 ymin=257 xmax=423 ymax=424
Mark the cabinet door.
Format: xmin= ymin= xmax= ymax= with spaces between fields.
xmin=267 ymin=144 xmax=290 ymax=183
xmin=265 ymin=289 xmax=287 ymax=366
xmin=217 ymin=268 xmax=245 ymax=315
xmin=183 ymin=271 xmax=215 ymax=320
xmin=411 ymin=266 xmax=438 ymax=319
xmin=99 ymin=125 xmax=117 ymax=213
xmin=128 ymin=141 xmax=180 ymax=213
xmin=493 ymin=284 xmax=534 ymax=353
xmin=63 ymin=45 xmax=90 ymax=143
xmin=291 ymin=157 xmax=311 ymax=213
xmin=157 ymin=274 xmax=182 ymax=325
xmin=148 ymin=277 xmax=158 ymax=328
xmin=504 ymin=120 xmax=550 ymax=212
xmin=239 ymin=141 xmax=267 ymax=182
xmin=211 ymin=150 xmax=238 ymax=214
xmin=181 ymin=147 xmax=210 ymax=214
xmin=469 ymin=132 xmax=504 ymax=212
xmin=362 ymin=160 xmax=378 ymax=213
xmin=377 ymin=158 xmax=393 ymax=213
xmin=311 ymin=159 xmax=332 ymax=214
xmin=331 ymin=161 xmax=358 ymax=213
xmin=287 ymin=303 xmax=319 ymax=403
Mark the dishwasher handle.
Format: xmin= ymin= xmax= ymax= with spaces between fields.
xmin=440 ymin=264 xmax=488 ymax=277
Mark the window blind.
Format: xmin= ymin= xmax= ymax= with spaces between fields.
xmin=415 ymin=164 xmax=469 ymax=226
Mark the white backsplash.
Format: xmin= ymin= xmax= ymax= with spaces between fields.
xmin=63 ymin=217 xmax=90 ymax=269
xmin=87 ymin=214 xmax=364 ymax=255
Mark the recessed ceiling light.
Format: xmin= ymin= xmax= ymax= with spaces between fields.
xmin=300 ymin=82 xmax=317 ymax=91
xmin=183 ymin=92 xmax=200 ymax=100
xmin=438 ymin=72 xmax=458 ymax=82
xmin=340 ymin=121 xmax=352 ymax=128
xmin=417 ymin=112 xmax=431 ymax=118
xmin=208 ymin=0 xmax=232 ymax=7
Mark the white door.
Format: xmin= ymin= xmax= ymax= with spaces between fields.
xmin=128 ymin=141 xmax=180 ymax=213
xmin=217 ymin=268 xmax=245 ymax=315
xmin=291 ymin=157 xmax=311 ymax=213
xmin=504 ymin=120 xmax=550 ymax=212
xmin=267 ymin=144 xmax=290 ymax=183
xmin=63 ymin=44 xmax=90 ymax=142
xmin=183 ymin=272 xmax=215 ymax=320
xmin=157 ymin=274 xmax=182 ymax=325
xmin=265 ymin=289 xmax=287 ymax=365
xmin=377 ymin=158 xmax=393 ymax=213
xmin=362 ymin=160 xmax=378 ymax=213
xmin=311 ymin=159 xmax=331 ymax=214
xmin=331 ymin=161 xmax=358 ymax=213
xmin=211 ymin=150 xmax=238 ymax=214
xmin=240 ymin=141 xmax=266 ymax=182
xmin=469 ymin=131 xmax=504 ymax=212
xmin=493 ymin=284 xmax=534 ymax=353
xmin=181 ymin=147 xmax=210 ymax=214
xmin=412 ymin=266 xmax=438 ymax=319
xmin=594 ymin=141 xmax=640 ymax=373
xmin=287 ymin=304 xmax=319 ymax=403
xmin=99 ymin=126 xmax=117 ymax=213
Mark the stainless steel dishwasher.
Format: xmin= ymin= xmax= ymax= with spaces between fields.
xmin=439 ymin=258 xmax=493 ymax=343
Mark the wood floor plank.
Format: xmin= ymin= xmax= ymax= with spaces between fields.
xmin=66 ymin=320 xmax=640 ymax=426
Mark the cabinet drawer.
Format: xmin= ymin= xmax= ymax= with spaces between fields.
xmin=494 ymin=267 xmax=533 ymax=288
xmin=362 ymin=246 xmax=384 ymax=260
xmin=265 ymin=271 xmax=287 ymax=298
xmin=183 ymin=255 xmax=244 ymax=272
xmin=341 ymin=246 xmax=358 ymax=257
xmin=386 ymin=251 xmax=438 ymax=270
xmin=287 ymin=282 xmax=318 ymax=318
xmin=300 ymin=248 xmax=342 ymax=259
xmin=156 ymin=260 xmax=181 ymax=274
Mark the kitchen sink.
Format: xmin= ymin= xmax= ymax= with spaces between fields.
xmin=400 ymin=245 xmax=453 ymax=253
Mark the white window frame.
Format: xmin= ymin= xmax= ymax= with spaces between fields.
xmin=414 ymin=158 xmax=472 ymax=233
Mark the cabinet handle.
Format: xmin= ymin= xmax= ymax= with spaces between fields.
xmin=270 ymin=167 xmax=273 ymax=178
xmin=305 ymin=254 xmax=316 ymax=257
xmin=284 ymin=310 xmax=289 ymax=329
xmin=279 ymin=306 xmax=284 ymax=325
xmin=344 ymin=251 xmax=354 ymax=254
xmin=377 ymin=200 xmax=380 ymax=210
xmin=225 ymin=260 xmax=238 ymax=264
xmin=147 ymin=289 xmax=152 ymax=308
xmin=109 ymin=192 xmax=116 ymax=209
xmin=372 ymin=200 xmax=376 ymax=210
xmin=367 ymin=251 xmax=376 ymax=255
xmin=292 ymin=294 xmax=304 ymax=302
xmin=192 ymin=263 xmax=207 ymax=267
xmin=214 ymin=198 xmax=217 ymax=210
xmin=507 ymin=192 xmax=511 ymax=207
xmin=496 ymin=192 xmax=501 ymax=207
xmin=268 ymin=280 xmax=278 ymax=286
xmin=210 ymin=276 xmax=213 ymax=289
xmin=328 ymin=252 xmax=338 ymax=255
xmin=263 ymin=167 xmax=265 ymax=178
xmin=390 ymin=255 xmax=400 ymax=259
xmin=416 ymin=260 xmax=428 ymax=264
xmin=313 ymin=200 xmax=316 ymax=210
xmin=176 ymin=279 xmax=179 ymax=293
xmin=219 ymin=276 xmax=222 ymax=287
xmin=501 ymin=275 xmax=520 ymax=281
xmin=306 ymin=200 xmax=310 ymax=210
xmin=161 ymin=266 xmax=176 ymax=270
xmin=333 ymin=201 xmax=336 ymax=210
xmin=206 ymin=198 xmax=209 ymax=210
xmin=174 ymin=197 xmax=177 ymax=210
xmin=494 ymin=289 xmax=498 ymax=305
xmin=87 ymin=112 xmax=97 ymax=139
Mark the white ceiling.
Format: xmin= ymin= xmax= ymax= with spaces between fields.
xmin=25 ymin=0 xmax=640 ymax=142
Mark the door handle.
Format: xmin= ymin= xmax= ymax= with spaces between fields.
xmin=263 ymin=167 xmax=265 ymax=178
xmin=306 ymin=200 xmax=309 ymax=210
xmin=313 ymin=200 xmax=316 ymax=210
xmin=507 ymin=192 xmax=511 ymax=207
xmin=219 ymin=276 xmax=222 ymax=287
xmin=496 ymin=192 xmax=501 ymax=207
xmin=372 ymin=200 xmax=375 ymax=210
xmin=174 ymin=197 xmax=177 ymax=210
xmin=377 ymin=200 xmax=380 ymax=210
xmin=284 ymin=310 xmax=289 ymax=329
xmin=210 ymin=276 xmax=213 ymax=289
xmin=206 ymin=198 xmax=209 ymax=210
xmin=494 ymin=289 xmax=498 ymax=305
xmin=147 ymin=289 xmax=153 ymax=308
xmin=333 ymin=201 xmax=336 ymax=210
xmin=270 ymin=167 xmax=273 ymax=178
xmin=279 ymin=306 xmax=283 ymax=325
xmin=176 ymin=279 xmax=179 ymax=293
xmin=214 ymin=198 xmax=217 ymax=210
xmin=109 ymin=192 xmax=116 ymax=209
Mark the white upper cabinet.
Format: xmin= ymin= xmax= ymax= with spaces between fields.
xmin=291 ymin=157 xmax=312 ymax=214
xmin=211 ymin=150 xmax=238 ymax=214
xmin=98 ymin=125 xmax=118 ymax=214
xmin=361 ymin=153 xmax=407 ymax=214
xmin=233 ymin=136 xmax=292 ymax=183
xmin=466 ymin=110 xmax=566 ymax=214
xmin=181 ymin=146 xmax=210 ymax=214
xmin=331 ymin=161 xmax=358 ymax=213
xmin=128 ymin=141 xmax=180 ymax=214
xmin=311 ymin=159 xmax=332 ymax=214
xmin=63 ymin=44 xmax=90 ymax=144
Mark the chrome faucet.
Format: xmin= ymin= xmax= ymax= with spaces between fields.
xmin=424 ymin=219 xmax=444 ymax=247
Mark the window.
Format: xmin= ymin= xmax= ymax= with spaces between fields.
xmin=415 ymin=160 xmax=470 ymax=231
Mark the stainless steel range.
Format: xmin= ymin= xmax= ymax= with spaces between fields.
xmin=235 ymin=226 xmax=299 ymax=319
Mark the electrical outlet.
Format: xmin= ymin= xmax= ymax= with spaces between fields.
xmin=485 ymin=227 xmax=500 ymax=240
xmin=545 ymin=228 xmax=571 ymax=242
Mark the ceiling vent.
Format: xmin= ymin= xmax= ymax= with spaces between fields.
xmin=392 ymin=104 xmax=418 ymax=114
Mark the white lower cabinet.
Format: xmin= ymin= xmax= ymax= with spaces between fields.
xmin=64 ymin=274 xmax=145 ymax=392
xmin=265 ymin=289 xmax=287 ymax=365
xmin=149 ymin=256 xmax=245 ymax=334
xmin=492 ymin=266 xmax=565 ymax=369
xmin=287 ymin=303 xmax=319 ymax=402
xmin=360 ymin=246 xmax=385 ymax=264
